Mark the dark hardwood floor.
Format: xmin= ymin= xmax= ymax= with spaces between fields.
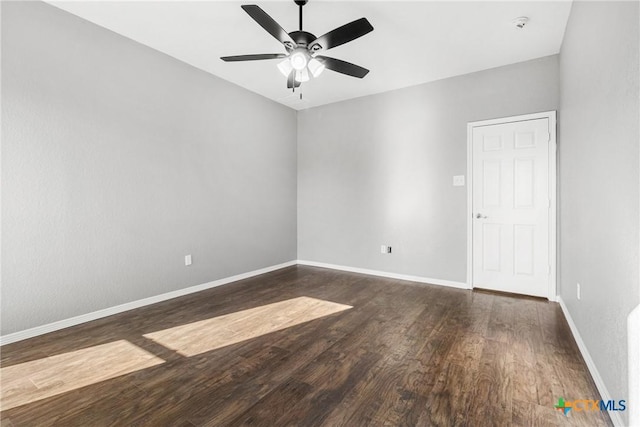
xmin=0 ymin=266 xmax=612 ymax=426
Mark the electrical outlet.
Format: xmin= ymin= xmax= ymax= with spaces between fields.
xmin=453 ymin=175 xmax=465 ymax=186
xmin=380 ymin=245 xmax=387 ymax=254
xmin=576 ymin=283 xmax=581 ymax=300
xmin=387 ymin=246 xmax=392 ymax=254
xmin=185 ymin=254 xmax=192 ymax=266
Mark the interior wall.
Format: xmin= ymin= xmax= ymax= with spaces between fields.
xmin=1 ymin=1 xmax=297 ymax=335
xmin=298 ymin=55 xmax=559 ymax=282
xmin=559 ymin=1 xmax=639 ymax=422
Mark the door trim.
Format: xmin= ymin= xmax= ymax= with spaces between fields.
xmin=466 ymin=111 xmax=557 ymax=300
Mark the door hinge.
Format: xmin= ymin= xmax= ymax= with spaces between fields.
xmin=546 ymin=265 xmax=551 ymax=275
xmin=544 ymin=131 xmax=551 ymax=143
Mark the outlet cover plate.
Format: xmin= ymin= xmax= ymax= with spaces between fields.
xmin=453 ymin=175 xmax=465 ymax=186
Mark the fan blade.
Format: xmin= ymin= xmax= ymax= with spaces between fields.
xmin=316 ymin=56 xmax=370 ymax=78
xmin=310 ymin=18 xmax=373 ymax=51
xmin=241 ymin=5 xmax=296 ymax=47
xmin=221 ymin=54 xmax=287 ymax=62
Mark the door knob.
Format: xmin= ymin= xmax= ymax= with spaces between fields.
xmin=476 ymin=213 xmax=488 ymax=219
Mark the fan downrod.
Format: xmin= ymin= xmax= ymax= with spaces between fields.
xmin=294 ymin=0 xmax=308 ymax=31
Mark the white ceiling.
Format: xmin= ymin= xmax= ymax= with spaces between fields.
xmin=48 ymin=1 xmax=572 ymax=110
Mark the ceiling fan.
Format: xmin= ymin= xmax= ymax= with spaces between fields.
xmin=221 ymin=0 xmax=374 ymax=90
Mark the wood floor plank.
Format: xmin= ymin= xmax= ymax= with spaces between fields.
xmin=324 ymin=302 xmax=461 ymax=427
xmin=0 ymin=418 xmax=16 ymax=427
xmin=418 ymin=361 xmax=476 ymax=427
xmin=274 ymin=350 xmax=381 ymax=427
xmin=511 ymin=298 xmax=543 ymax=404
xmin=1 ymin=375 xmax=146 ymax=426
xmin=226 ymin=377 xmax=313 ymax=427
xmin=0 ymin=340 xmax=163 ymax=411
xmin=534 ymin=342 xmax=568 ymax=407
xmin=466 ymin=337 xmax=515 ymax=426
xmin=142 ymin=296 xmax=351 ymax=357
xmin=512 ymin=399 xmax=564 ymax=427
xmin=0 ymin=266 xmax=612 ymax=426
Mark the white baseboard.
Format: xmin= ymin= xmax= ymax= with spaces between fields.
xmin=557 ymin=296 xmax=625 ymax=427
xmin=0 ymin=260 xmax=297 ymax=346
xmin=297 ymin=260 xmax=469 ymax=290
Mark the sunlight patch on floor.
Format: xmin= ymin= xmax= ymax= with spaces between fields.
xmin=0 ymin=340 xmax=164 ymax=411
xmin=143 ymin=296 xmax=352 ymax=356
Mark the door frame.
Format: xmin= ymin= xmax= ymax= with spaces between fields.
xmin=466 ymin=111 xmax=557 ymax=300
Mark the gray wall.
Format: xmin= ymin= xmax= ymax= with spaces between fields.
xmin=1 ymin=1 xmax=297 ymax=335
xmin=559 ymin=1 xmax=639 ymax=421
xmin=298 ymin=56 xmax=559 ymax=282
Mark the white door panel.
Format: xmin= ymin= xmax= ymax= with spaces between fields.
xmin=472 ymin=118 xmax=550 ymax=297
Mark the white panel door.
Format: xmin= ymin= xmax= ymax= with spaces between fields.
xmin=472 ymin=118 xmax=550 ymax=297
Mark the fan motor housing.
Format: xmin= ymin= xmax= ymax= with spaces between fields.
xmin=289 ymin=30 xmax=317 ymax=47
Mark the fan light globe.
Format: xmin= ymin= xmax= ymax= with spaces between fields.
xmin=290 ymin=51 xmax=308 ymax=71
xmin=307 ymin=58 xmax=325 ymax=77
xmin=295 ymin=68 xmax=310 ymax=83
xmin=277 ymin=59 xmax=293 ymax=77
